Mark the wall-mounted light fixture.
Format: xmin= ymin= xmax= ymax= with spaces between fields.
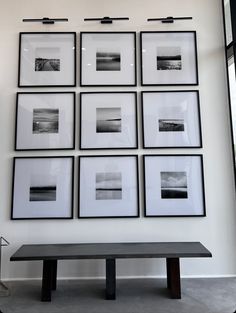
xmin=147 ymin=16 xmax=193 ymax=23
xmin=84 ymin=16 xmax=129 ymax=24
xmin=22 ymin=17 xmax=69 ymax=24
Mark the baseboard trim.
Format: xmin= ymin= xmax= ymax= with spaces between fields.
xmin=3 ymin=274 xmax=236 ymax=282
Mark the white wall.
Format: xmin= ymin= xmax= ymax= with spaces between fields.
xmin=0 ymin=0 xmax=236 ymax=280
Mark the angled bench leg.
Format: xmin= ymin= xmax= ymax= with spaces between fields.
xmin=106 ymin=259 xmax=116 ymax=300
xmin=166 ymin=258 xmax=181 ymax=299
xmin=41 ymin=260 xmax=54 ymax=302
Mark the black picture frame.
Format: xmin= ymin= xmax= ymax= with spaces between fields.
xmin=15 ymin=92 xmax=76 ymax=151
xmin=141 ymin=90 xmax=202 ymax=148
xmin=143 ymin=154 xmax=206 ymax=217
xmin=79 ymin=92 xmax=138 ymax=150
xmin=140 ymin=31 xmax=199 ymax=86
xmin=80 ymin=32 xmax=137 ymax=87
xmin=11 ymin=156 xmax=74 ymax=220
xmin=222 ymin=0 xmax=234 ymax=46
xmin=78 ymin=155 xmax=140 ymax=218
xmin=222 ymin=0 xmax=236 ymax=191
xmin=18 ymin=32 xmax=76 ymax=87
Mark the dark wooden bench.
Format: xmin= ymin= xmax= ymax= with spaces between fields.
xmin=10 ymin=242 xmax=212 ymax=302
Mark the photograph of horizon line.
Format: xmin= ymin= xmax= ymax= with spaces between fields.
xmin=29 ymin=185 xmax=57 ymax=202
xmin=157 ymin=46 xmax=182 ymax=70
xmin=96 ymin=107 xmax=121 ymax=133
xmin=96 ymin=51 xmax=121 ymax=71
xmin=161 ymin=171 xmax=188 ymax=199
xmin=96 ymin=172 xmax=122 ymax=200
xmin=33 ymin=108 xmax=59 ymax=134
xmin=159 ymin=119 xmax=185 ymax=132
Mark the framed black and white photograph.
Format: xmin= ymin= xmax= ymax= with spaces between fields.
xmin=11 ymin=157 xmax=74 ymax=220
xmin=15 ymin=92 xmax=75 ymax=150
xmin=140 ymin=31 xmax=198 ymax=86
xmin=143 ymin=155 xmax=206 ymax=217
xmin=78 ymin=155 xmax=139 ymax=218
xmin=142 ymin=91 xmax=202 ymax=148
xmin=18 ymin=32 xmax=76 ymax=87
xmin=80 ymin=32 xmax=137 ymax=86
xmin=80 ymin=92 xmax=138 ymax=149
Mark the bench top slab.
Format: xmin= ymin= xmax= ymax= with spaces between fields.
xmin=10 ymin=242 xmax=212 ymax=261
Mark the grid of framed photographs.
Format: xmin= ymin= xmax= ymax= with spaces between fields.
xmin=12 ymin=29 xmax=205 ymax=220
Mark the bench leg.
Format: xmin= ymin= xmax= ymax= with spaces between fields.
xmin=166 ymin=258 xmax=181 ymax=299
xmin=51 ymin=260 xmax=58 ymax=291
xmin=166 ymin=258 xmax=171 ymax=289
xmin=41 ymin=260 xmax=53 ymax=302
xmin=106 ymin=259 xmax=116 ymax=300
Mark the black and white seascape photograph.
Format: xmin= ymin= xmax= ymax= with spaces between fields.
xmin=96 ymin=107 xmax=121 ymax=133
xmin=161 ymin=171 xmax=188 ymax=199
xmin=159 ymin=119 xmax=185 ymax=132
xmin=35 ymin=47 xmax=60 ymax=71
xmin=156 ymin=47 xmax=182 ymax=70
xmin=96 ymin=172 xmax=122 ymax=200
xmin=96 ymin=51 xmax=121 ymax=71
xmin=32 ymin=108 xmax=59 ymax=134
xmin=35 ymin=57 xmax=60 ymax=71
xmin=29 ymin=185 xmax=57 ymax=202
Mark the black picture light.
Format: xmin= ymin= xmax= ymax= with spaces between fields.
xmin=22 ymin=17 xmax=69 ymax=24
xmin=147 ymin=16 xmax=193 ymax=23
xmin=84 ymin=16 xmax=129 ymax=24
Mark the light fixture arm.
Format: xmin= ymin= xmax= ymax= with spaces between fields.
xmin=147 ymin=16 xmax=193 ymax=23
xmin=22 ymin=17 xmax=69 ymax=24
xmin=84 ymin=16 xmax=129 ymax=24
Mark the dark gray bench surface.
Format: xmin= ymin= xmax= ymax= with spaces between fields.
xmin=10 ymin=242 xmax=212 ymax=261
